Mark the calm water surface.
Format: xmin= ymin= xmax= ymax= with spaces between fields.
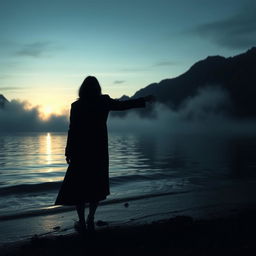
xmin=0 ymin=132 xmax=256 ymax=217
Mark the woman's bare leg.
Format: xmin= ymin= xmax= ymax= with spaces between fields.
xmin=88 ymin=201 xmax=98 ymax=220
xmin=76 ymin=203 xmax=86 ymax=225
xmin=87 ymin=201 xmax=99 ymax=231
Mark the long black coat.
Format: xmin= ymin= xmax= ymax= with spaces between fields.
xmin=55 ymin=94 xmax=145 ymax=205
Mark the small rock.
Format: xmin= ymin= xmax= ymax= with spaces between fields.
xmin=124 ymin=202 xmax=129 ymax=208
xmin=96 ymin=220 xmax=108 ymax=227
xmin=31 ymin=234 xmax=39 ymax=242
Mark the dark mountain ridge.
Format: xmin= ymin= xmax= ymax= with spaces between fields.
xmin=131 ymin=47 xmax=256 ymax=118
xmin=0 ymin=94 xmax=9 ymax=109
xmin=1 ymin=48 xmax=256 ymax=119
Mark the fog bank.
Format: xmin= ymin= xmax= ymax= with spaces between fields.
xmin=0 ymin=100 xmax=68 ymax=132
xmin=1 ymin=87 xmax=256 ymax=134
xmin=108 ymin=87 xmax=256 ymax=135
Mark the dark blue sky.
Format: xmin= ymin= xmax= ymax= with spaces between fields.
xmin=0 ymin=0 xmax=255 ymax=115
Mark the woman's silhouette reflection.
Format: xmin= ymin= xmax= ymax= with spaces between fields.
xmin=55 ymin=76 xmax=154 ymax=232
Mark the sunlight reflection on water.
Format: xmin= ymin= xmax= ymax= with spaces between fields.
xmin=0 ymin=131 xmax=256 ymax=216
xmin=46 ymin=133 xmax=52 ymax=165
xmin=0 ymin=132 xmax=256 ymax=188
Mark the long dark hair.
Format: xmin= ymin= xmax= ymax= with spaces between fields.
xmin=79 ymin=76 xmax=102 ymax=100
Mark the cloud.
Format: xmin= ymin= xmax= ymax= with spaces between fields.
xmin=178 ymin=86 xmax=232 ymax=121
xmin=0 ymin=39 xmax=57 ymax=58
xmin=0 ymin=100 xmax=68 ymax=132
xmin=153 ymin=61 xmax=178 ymax=67
xmin=15 ymin=41 xmax=53 ymax=58
xmin=0 ymin=75 xmax=11 ymax=80
xmin=109 ymin=87 xmax=231 ymax=133
xmin=120 ymin=67 xmax=148 ymax=72
xmin=114 ymin=80 xmax=125 ymax=84
xmin=120 ymin=62 xmax=178 ymax=73
xmin=109 ymin=86 xmax=256 ymax=135
xmin=191 ymin=5 xmax=256 ymax=49
xmin=0 ymin=86 xmax=28 ymax=91
xmin=1 ymin=86 xmax=256 ymax=134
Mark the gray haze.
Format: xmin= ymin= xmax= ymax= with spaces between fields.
xmin=0 ymin=87 xmax=256 ymax=134
xmin=0 ymin=100 xmax=68 ymax=132
xmin=109 ymin=87 xmax=256 ymax=135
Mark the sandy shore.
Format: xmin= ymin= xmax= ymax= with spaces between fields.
xmin=1 ymin=182 xmax=256 ymax=255
xmin=1 ymin=209 xmax=256 ymax=256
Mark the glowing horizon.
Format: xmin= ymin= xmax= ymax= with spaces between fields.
xmin=1 ymin=0 xmax=255 ymax=115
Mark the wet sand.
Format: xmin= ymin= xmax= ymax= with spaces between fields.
xmin=1 ymin=182 xmax=256 ymax=255
xmin=1 ymin=209 xmax=256 ymax=256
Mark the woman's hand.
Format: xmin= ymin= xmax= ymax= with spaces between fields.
xmin=144 ymin=95 xmax=156 ymax=102
xmin=66 ymin=157 xmax=71 ymax=164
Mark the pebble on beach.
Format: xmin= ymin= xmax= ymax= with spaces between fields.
xmin=124 ymin=203 xmax=129 ymax=208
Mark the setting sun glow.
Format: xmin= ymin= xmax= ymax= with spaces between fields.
xmin=39 ymin=105 xmax=67 ymax=120
xmin=41 ymin=106 xmax=53 ymax=119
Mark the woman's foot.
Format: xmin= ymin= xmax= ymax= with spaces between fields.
xmin=74 ymin=220 xmax=86 ymax=233
xmin=87 ymin=216 xmax=95 ymax=232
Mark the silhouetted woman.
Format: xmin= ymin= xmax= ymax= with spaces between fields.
xmin=55 ymin=76 xmax=154 ymax=232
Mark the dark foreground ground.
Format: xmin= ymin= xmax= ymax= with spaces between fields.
xmin=1 ymin=209 xmax=256 ymax=256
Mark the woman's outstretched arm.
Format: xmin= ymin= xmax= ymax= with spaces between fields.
xmin=106 ymin=95 xmax=155 ymax=111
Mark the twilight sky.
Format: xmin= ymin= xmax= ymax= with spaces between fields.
xmin=0 ymin=0 xmax=255 ymax=116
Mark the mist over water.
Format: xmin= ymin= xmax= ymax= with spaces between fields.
xmin=1 ymin=86 xmax=256 ymax=217
xmin=0 ymin=100 xmax=69 ymax=132
xmin=1 ymin=86 xmax=256 ymax=134
xmin=109 ymin=87 xmax=256 ymax=135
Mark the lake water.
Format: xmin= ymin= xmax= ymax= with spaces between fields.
xmin=0 ymin=131 xmax=256 ymax=219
